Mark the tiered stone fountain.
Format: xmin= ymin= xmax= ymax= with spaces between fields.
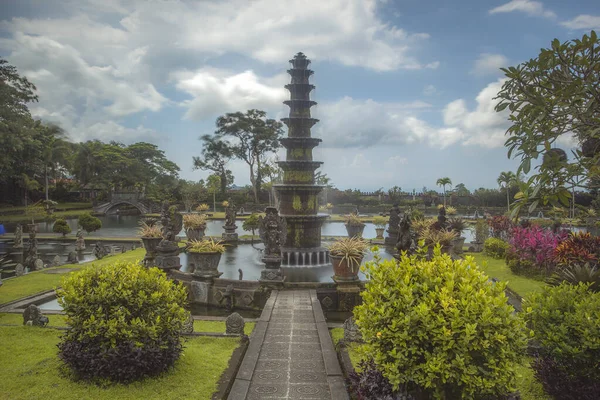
xmin=275 ymin=52 xmax=329 ymax=267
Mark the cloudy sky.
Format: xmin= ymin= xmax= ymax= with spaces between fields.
xmin=1 ymin=0 xmax=598 ymax=192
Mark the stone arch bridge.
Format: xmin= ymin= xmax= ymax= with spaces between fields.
xmin=93 ymin=191 xmax=150 ymax=215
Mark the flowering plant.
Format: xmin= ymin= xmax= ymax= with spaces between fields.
xmin=508 ymin=226 xmax=568 ymax=273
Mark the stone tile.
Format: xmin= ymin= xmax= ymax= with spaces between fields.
xmin=252 ymin=370 xmax=287 ymax=383
xmin=267 ymin=328 xmax=293 ymax=336
xmin=260 ymin=349 xmax=290 ymax=360
xmin=254 ymin=359 xmax=290 ymax=372
xmin=289 ymin=335 xmax=320 ymax=343
xmin=290 ymin=343 xmax=321 ymax=352
xmin=292 ymin=317 xmax=316 ymax=323
xmin=290 ymin=359 xmax=326 ymax=372
xmin=288 ymin=383 xmax=331 ymax=399
xmin=246 ymin=383 xmax=288 ymax=400
xmin=289 ymin=370 xmax=327 ymax=384
xmin=261 ymin=342 xmax=290 ymax=352
xmin=291 ymin=323 xmax=317 ymax=330
xmin=264 ymin=334 xmax=292 ymax=343
xmin=291 ymin=350 xmax=323 ymax=360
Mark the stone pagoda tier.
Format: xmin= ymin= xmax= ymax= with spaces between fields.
xmin=275 ymin=53 xmax=329 ymax=267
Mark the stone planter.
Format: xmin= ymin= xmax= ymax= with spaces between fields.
xmin=452 ymin=236 xmax=466 ymax=254
xmin=345 ymin=224 xmax=365 ymax=238
xmin=331 ymin=254 xmax=363 ymax=282
xmin=468 ymin=242 xmax=484 ymax=253
xmin=141 ymin=236 xmax=162 ymax=267
xmin=189 ymin=251 xmax=223 ymax=279
xmin=185 ymin=227 xmax=206 ymax=241
xmin=375 ymin=228 xmax=385 ymax=239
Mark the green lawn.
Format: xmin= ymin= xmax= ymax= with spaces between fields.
xmin=468 ymin=253 xmax=547 ymax=297
xmin=0 ymin=325 xmax=239 ymax=400
xmin=1 ymin=209 xmax=94 ymax=223
xmin=0 ymin=249 xmax=146 ymax=305
xmin=0 ymin=202 xmax=92 ymax=214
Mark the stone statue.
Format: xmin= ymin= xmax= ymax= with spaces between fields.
xmin=225 ymin=312 xmax=245 ymax=335
xmin=51 ymin=255 xmax=61 ymax=268
xmin=13 ymin=224 xmax=23 ymax=248
xmin=75 ymin=227 xmax=86 ymax=251
xmin=155 ymin=201 xmax=182 ymax=271
xmin=343 ymin=317 xmax=363 ymax=343
xmin=67 ymin=251 xmax=78 ymax=264
xmin=181 ymin=312 xmax=194 ymax=334
xmin=23 ymin=304 xmax=49 ymax=327
xmin=94 ymin=241 xmax=107 ymax=259
xmin=258 ymin=207 xmax=287 ymax=259
xmin=385 ymin=204 xmax=401 ymax=245
xmin=224 ymin=284 xmax=234 ymax=312
xmin=238 ymin=268 xmax=243 ymax=280
xmin=15 ymin=263 xmax=25 ymax=276
xmin=225 ymin=200 xmax=237 ymax=227
xmin=435 ymin=206 xmax=447 ymax=230
xmin=396 ymin=213 xmax=413 ymax=255
xmin=24 ymin=224 xmax=39 ymax=270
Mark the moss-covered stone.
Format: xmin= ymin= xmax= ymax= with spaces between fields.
xmin=284 ymin=170 xmax=313 ymax=183
xmin=293 ymin=195 xmax=302 ymax=211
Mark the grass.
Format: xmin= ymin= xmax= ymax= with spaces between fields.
xmin=0 ymin=202 xmax=92 ymax=214
xmin=192 ymin=320 xmax=255 ymax=335
xmin=331 ymin=327 xmax=550 ymax=399
xmin=0 ymin=325 xmax=239 ymax=400
xmin=0 ymin=249 xmax=146 ymax=305
xmin=468 ymin=252 xmax=547 ymax=297
xmin=1 ymin=209 xmax=95 ymax=223
xmin=0 ymin=313 xmax=67 ymax=326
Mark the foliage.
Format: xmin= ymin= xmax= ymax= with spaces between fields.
xmin=355 ymin=247 xmax=527 ymax=399
xmin=495 ymin=31 xmax=600 ymax=215
xmin=344 ymin=213 xmax=364 ymax=226
xmin=445 ymin=206 xmax=457 ymax=215
xmin=52 ymin=218 xmax=71 ymax=237
xmin=192 ymin=135 xmax=233 ymax=195
xmin=221 ymin=200 xmax=229 ymax=208
xmin=523 ymin=283 xmax=600 ymax=399
xmin=507 ymin=225 xmax=568 ymax=275
xmin=552 ymin=232 xmax=600 ymax=268
xmin=487 ymin=215 xmax=513 ymax=240
xmin=484 ymin=237 xmax=509 ymax=259
xmin=436 ymin=177 xmax=452 ymax=207
xmin=474 ymin=219 xmax=490 ymax=243
xmin=547 ymin=263 xmax=600 ymax=292
xmin=420 ymin=228 xmax=457 ymax=248
xmin=182 ymin=213 xmax=207 ymax=230
xmin=447 ymin=217 xmax=466 ymax=234
xmin=498 ymin=171 xmax=517 ymax=212
xmin=187 ymin=238 xmax=226 ymax=254
xmin=328 ymin=237 xmax=368 ymax=269
xmin=137 ymin=221 xmax=162 ymax=238
xmin=242 ymin=213 xmax=260 ymax=235
xmin=179 ymin=180 xmax=205 ymax=212
xmin=196 ymin=203 xmax=210 ymax=212
xmin=372 ymin=216 xmax=387 ymax=229
xmin=57 ymin=261 xmax=188 ymax=383
xmin=348 ymin=359 xmax=410 ymax=400
xmin=77 ymin=212 xmax=102 ymax=233
xmin=409 ymin=208 xmax=424 ymax=221
xmin=411 ymin=218 xmax=435 ymax=236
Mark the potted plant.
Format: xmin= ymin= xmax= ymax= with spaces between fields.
xmin=187 ymin=238 xmax=226 ymax=279
xmin=345 ymin=214 xmax=365 ymax=238
xmin=372 ymin=216 xmax=387 ymax=239
xmin=470 ymin=219 xmax=490 ymax=252
xmin=183 ymin=213 xmax=207 ymax=241
xmin=196 ymin=203 xmax=210 ymax=212
xmin=448 ymin=217 xmax=467 ymax=254
xmin=138 ymin=221 xmax=162 ymax=262
xmin=328 ymin=236 xmax=368 ymax=282
xmin=420 ymin=228 xmax=457 ymax=256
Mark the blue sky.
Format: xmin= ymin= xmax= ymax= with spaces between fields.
xmin=1 ymin=0 xmax=598 ymax=192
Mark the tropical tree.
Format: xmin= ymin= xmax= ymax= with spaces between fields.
xmin=214 ymin=109 xmax=283 ymax=203
xmin=436 ymin=177 xmax=452 ymax=207
xmin=37 ymin=122 xmax=71 ymax=201
xmin=454 ymin=183 xmax=470 ymax=196
xmin=497 ymin=171 xmax=517 ymax=213
xmin=206 ymin=174 xmax=221 ymax=213
xmin=495 ymin=30 xmax=600 ymax=216
xmin=193 ymin=135 xmax=233 ymax=195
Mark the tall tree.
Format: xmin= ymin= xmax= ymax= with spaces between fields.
xmin=454 ymin=183 xmax=470 ymax=196
xmin=497 ymin=171 xmax=517 ymax=213
xmin=214 ymin=109 xmax=283 ymax=203
xmin=37 ymin=122 xmax=71 ymax=201
xmin=436 ymin=177 xmax=452 ymax=207
xmin=206 ymin=174 xmax=221 ymax=213
xmin=495 ymin=30 xmax=600 ymax=215
xmin=193 ymin=135 xmax=233 ymax=195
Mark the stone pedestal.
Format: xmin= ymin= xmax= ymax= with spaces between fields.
xmin=259 ymin=255 xmax=285 ymax=288
xmin=222 ymin=225 xmax=238 ymax=242
xmin=335 ymin=281 xmax=362 ymax=312
xmin=384 ymin=228 xmax=398 ymax=246
xmin=155 ymin=240 xmax=181 ymax=271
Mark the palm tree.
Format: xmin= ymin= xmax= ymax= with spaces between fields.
xmin=497 ymin=171 xmax=517 ymax=213
xmin=436 ymin=177 xmax=452 ymax=207
xmin=38 ymin=123 xmax=70 ymax=201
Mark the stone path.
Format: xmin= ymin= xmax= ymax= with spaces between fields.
xmin=228 ymin=290 xmax=348 ymax=400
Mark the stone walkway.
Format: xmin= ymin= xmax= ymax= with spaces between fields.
xmin=228 ymin=290 xmax=348 ymax=400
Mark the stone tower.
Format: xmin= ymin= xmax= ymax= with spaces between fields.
xmin=275 ymin=52 xmax=329 ymax=266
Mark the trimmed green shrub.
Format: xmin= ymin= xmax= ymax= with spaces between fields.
xmin=52 ymin=218 xmax=71 ymax=237
xmin=78 ymin=212 xmax=102 ymax=233
xmin=242 ymin=213 xmax=260 ymax=236
xmin=57 ymin=261 xmax=188 ymax=383
xmin=524 ymin=283 xmax=600 ymax=399
xmin=483 ymin=237 xmax=509 ymax=259
xmin=354 ymin=246 xmax=527 ymax=399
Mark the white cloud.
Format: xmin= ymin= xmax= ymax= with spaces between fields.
xmin=472 ymin=53 xmax=508 ymax=76
xmin=423 ymin=85 xmax=437 ymax=96
xmin=561 ymin=15 xmax=600 ymax=30
xmin=172 ymin=68 xmax=288 ymax=120
xmin=385 ymin=156 xmax=408 ymax=167
xmin=489 ymin=0 xmax=556 ymax=19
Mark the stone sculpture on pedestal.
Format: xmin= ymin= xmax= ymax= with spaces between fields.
xmin=23 ymin=304 xmax=49 ymax=327
xmin=385 ymin=204 xmax=401 ymax=246
xmin=13 ymin=224 xmax=23 ymax=248
xmin=396 ymin=213 xmax=413 ymax=257
xmin=94 ymin=242 xmax=107 ymax=259
xmin=75 ymin=227 xmax=86 ymax=251
xmin=155 ymin=201 xmax=182 ymax=271
xmin=225 ymin=312 xmax=245 ymax=335
xmin=258 ymin=207 xmax=287 ymax=285
xmin=434 ymin=206 xmax=447 ymax=231
xmin=222 ymin=200 xmax=238 ymax=242
xmin=24 ymin=225 xmax=40 ymax=271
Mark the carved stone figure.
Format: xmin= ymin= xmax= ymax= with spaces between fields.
xmin=238 ymin=268 xmax=243 ymax=280
xmin=181 ymin=312 xmax=194 ymax=334
xmin=51 ymin=255 xmax=61 ymax=268
xmin=75 ymin=227 xmax=86 ymax=251
xmin=13 ymin=224 xmax=23 ymax=248
xmin=23 ymin=304 xmax=49 ymax=327
xmin=24 ymin=225 xmax=39 ymax=270
xmin=155 ymin=201 xmax=182 ymax=271
xmin=258 ymin=207 xmax=286 ymax=283
xmin=67 ymin=251 xmax=78 ymax=264
xmin=223 ymin=284 xmax=234 ymax=311
xmin=94 ymin=242 xmax=107 ymax=259
xmin=222 ymin=200 xmax=239 ymax=242
xmin=15 ymin=263 xmax=25 ymax=277
xmin=396 ymin=213 xmax=413 ymax=255
xmin=225 ymin=312 xmax=245 ymax=335
xmin=435 ymin=206 xmax=447 ymax=230
xmin=343 ymin=317 xmax=363 ymax=343
xmin=385 ymin=204 xmax=401 ymax=245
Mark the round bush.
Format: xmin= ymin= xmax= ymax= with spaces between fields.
xmin=57 ymin=261 xmax=188 ymax=383
xmin=524 ymin=283 xmax=600 ymax=400
xmin=53 ymin=218 xmax=71 ymax=237
xmin=78 ymin=212 xmax=102 ymax=233
xmin=354 ymin=246 xmax=527 ymax=399
xmin=483 ymin=237 xmax=509 ymax=259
